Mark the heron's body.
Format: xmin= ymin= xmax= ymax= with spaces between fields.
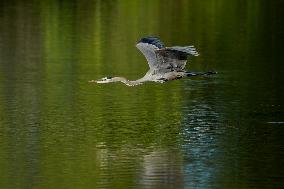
xmin=90 ymin=36 xmax=216 ymax=86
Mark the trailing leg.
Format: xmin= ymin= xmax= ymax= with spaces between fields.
xmin=185 ymin=71 xmax=217 ymax=77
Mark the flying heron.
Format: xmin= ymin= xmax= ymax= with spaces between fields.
xmin=89 ymin=36 xmax=216 ymax=86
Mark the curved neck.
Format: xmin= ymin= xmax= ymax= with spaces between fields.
xmin=112 ymin=77 xmax=146 ymax=86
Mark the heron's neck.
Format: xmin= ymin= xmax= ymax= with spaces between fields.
xmin=112 ymin=77 xmax=146 ymax=86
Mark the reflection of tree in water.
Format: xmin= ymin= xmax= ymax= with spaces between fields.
xmin=0 ymin=2 xmax=44 ymax=188
xmin=141 ymin=150 xmax=183 ymax=189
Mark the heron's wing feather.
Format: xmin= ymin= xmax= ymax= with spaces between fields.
xmin=136 ymin=37 xmax=165 ymax=69
xmin=155 ymin=46 xmax=199 ymax=70
xmin=165 ymin=46 xmax=199 ymax=56
xmin=136 ymin=43 xmax=159 ymax=69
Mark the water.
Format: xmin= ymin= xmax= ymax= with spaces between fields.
xmin=0 ymin=0 xmax=283 ymax=188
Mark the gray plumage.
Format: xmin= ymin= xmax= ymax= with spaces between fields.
xmin=136 ymin=37 xmax=198 ymax=72
xmin=90 ymin=36 xmax=215 ymax=86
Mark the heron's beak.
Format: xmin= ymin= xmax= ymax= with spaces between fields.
xmin=95 ymin=80 xmax=104 ymax=83
xmin=89 ymin=79 xmax=104 ymax=83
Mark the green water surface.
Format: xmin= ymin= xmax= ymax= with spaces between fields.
xmin=0 ymin=0 xmax=283 ymax=188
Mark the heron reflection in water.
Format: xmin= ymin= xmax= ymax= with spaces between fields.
xmin=89 ymin=37 xmax=216 ymax=86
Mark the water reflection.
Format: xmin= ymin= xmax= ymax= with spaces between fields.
xmin=141 ymin=150 xmax=183 ymax=189
xmin=0 ymin=0 xmax=283 ymax=188
xmin=180 ymin=80 xmax=221 ymax=188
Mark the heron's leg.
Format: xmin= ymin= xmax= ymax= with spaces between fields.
xmin=185 ymin=71 xmax=217 ymax=77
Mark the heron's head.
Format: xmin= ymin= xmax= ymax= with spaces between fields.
xmin=96 ymin=76 xmax=114 ymax=83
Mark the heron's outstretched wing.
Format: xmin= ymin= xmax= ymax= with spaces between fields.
xmin=155 ymin=46 xmax=199 ymax=71
xmin=136 ymin=37 xmax=199 ymax=71
xmin=136 ymin=37 xmax=165 ymax=70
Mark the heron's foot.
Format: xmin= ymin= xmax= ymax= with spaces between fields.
xmin=88 ymin=80 xmax=96 ymax=83
xmin=204 ymin=71 xmax=217 ymax=75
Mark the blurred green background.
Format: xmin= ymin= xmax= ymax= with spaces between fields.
xmin=0 ymin=0 xmax=283 ymax=188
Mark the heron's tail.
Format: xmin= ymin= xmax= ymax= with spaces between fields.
xmin=185 ymin=71 xmax=217 ymax=77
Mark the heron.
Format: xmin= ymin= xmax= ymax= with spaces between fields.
xmin=89 ymin=36 xmax=216 ymax=86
